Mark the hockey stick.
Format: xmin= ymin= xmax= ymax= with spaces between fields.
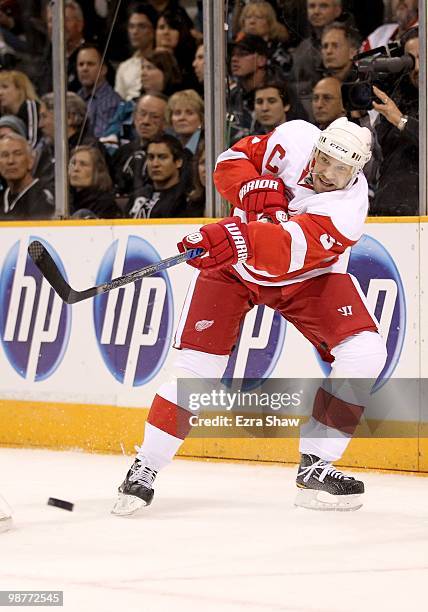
xmin=27 ymin=240 xmax=204 ymax=305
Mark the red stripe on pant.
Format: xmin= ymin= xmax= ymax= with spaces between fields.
xmin=147 ymin=394 xmax=193 ymax=439
xmin=312 ymin=387 xmax=364 ymax=435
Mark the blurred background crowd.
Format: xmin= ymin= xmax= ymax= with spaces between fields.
xmin=0 ymin=0 xmax=420 ymax=220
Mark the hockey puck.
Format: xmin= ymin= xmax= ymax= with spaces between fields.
xmin=47 ymin=497 xmax=74 ymax=512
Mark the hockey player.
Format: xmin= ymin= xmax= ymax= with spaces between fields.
xmin=112 ymin=117 xmax=387 ymax=515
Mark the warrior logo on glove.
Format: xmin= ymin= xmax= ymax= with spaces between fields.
xmin=239 ymin=178 xmax=281 ymax=201
xmin=224 ymin=222 xmax=249 ymax=262
xmin=178 ymin=217 xmax=251 ymax=270
xmin=237 ymin=174 xmax=292 ymax=222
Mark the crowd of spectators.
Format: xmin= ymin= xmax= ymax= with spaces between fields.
xmin=0 ymin=0 xmax=421 ymax=220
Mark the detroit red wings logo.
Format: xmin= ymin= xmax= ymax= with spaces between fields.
xmin=195 ymin=320 xmax=214 ymax=332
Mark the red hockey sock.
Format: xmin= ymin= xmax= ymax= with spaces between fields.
xmin=147 ymin=394 xmax=193 ymax=439
xmin=312 ymin=387 xmax=364 ymax=435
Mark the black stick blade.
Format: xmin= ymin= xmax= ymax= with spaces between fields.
xmin=27 ymin=242 xmax=204 ymax=305
xmin=28 ymin=240 xmax=73 ymax=303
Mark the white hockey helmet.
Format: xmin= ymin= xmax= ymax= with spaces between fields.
xmin=315 ymin=117 xmax=372 ymax=181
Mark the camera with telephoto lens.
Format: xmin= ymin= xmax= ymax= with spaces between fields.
xmin=341 ymin=42 xmax=415 ymax=111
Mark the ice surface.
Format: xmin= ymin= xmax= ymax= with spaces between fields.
xmin=1 ymin=448 xmax=428 ymax=612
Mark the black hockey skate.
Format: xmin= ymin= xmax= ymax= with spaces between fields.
xmin=111 ymin=459 xmax=157 ymax=516
xmin=295 ymin=454 xmax=364 ymax=511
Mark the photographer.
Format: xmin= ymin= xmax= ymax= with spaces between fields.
xmin=371 ymin=28 xmax=419 ymax=216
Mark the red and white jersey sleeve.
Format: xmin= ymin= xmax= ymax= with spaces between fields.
xmin=213 ymin=120 xmax=319 ymax=215
xmin=238 ymin=176 xmax=368 ymax=285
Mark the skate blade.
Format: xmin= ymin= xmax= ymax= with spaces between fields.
xmin=0 ymin=516 xmax=13 ymax=533
xmin=294 ymin=487 xmax=363 ymax=512
xmin=111 ymin=493 xmax=148 ymax=516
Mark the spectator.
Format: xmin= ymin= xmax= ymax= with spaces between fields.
xmin=311 ymin=76 xmax=346 ymax=129
xmin=0 ymin=133 xmax=54 ymax=220
xmin=192 ymin=42 xmax=204 ymax=96
xmin=0 ymin=70 xmax=40 ymax=147
xmin=231 ymin=0 xmax=305 ymax=47
xmin=361 ymin=0 xmax=418 ymax=52
xmin=0 ymin=114 xmax=27 ymax=195
xmin=114 ymin=3 xmax=157 ymax=101
xmin=69 ymin=145 xmax=121 ymax=218
xmin=112 ymin=92 xmax=168 ymax=196
xmin=33 ymin=91 xmax=101 ymax=189
xmin=228 ymin=34 xmax=270 ymax=142
xmin=126 ymin=134 xmax=188 ymax=218
xmin=290 ymin=0 xmax=343 ymax=119
xmin=76 ymin=43 xmax=123 ymax=137
xmin=167 ymin=89 xmax=203 ymax=153
xmin=141 ymin=49 xmax=182 ymax=96
xmin=253 ymin=80 xmax=291 ymax=133
xmin=63 ymin=0 xmax=86 ymax=91
xmin=321 ymin=22 xmax=360 ymax=83
xmin=155 ymin=10 xmax=198 ymax=89
xmin=238 ymin=1 xmax=288 ymax=41
xmin=237 ymin=1 xmax=292 ymax=75
xmin=42 ymin=0 xmax=86 ymax=94
xmin=186 ymin=137 xmax=205 ymax=217
xmin=0 ymin=114 xmax=27 ymax=138
xmin=167 ymin=88 xmax=203 ymax=191
xmin=371 ymin=28 xmax=419 ymax=215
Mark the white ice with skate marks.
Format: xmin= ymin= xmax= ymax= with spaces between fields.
xmin=1 ymin=448 xmax=428 ymax=612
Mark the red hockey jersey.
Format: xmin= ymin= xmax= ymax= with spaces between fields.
xmin=213 ymin=120 xmax=369 ymax=286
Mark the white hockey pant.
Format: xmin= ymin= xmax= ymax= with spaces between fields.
xmin=299 ymin=331 xmax=388 ymax=462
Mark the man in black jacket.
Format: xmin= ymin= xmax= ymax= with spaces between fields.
xmin=228 ymin=35 xmax=271 ymax=143
xmin=126 ymin=134 xmax=189 ymax=218
xmin=0 ymin=133 xmax=54 ymax=220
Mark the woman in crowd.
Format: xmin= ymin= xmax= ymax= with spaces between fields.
xmin=0 ymin=70 xmax=40 ymax=147
xmin=155 ymin=10 xmax=198 ymax=89
xmin=141 ymin=49 xmax=183 ymax=96
xmin=167 ymin=89 xmax=204 ymax=193
xmin=68 ymin=146 xmax=122 ymax=219
xmin=236 ymin=1 xmax=292 ymax=75
xmin=167 ymin=89 xmax=203 ymax=152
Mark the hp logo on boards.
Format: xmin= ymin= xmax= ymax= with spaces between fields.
xmin=224 ymin=305 xmax=286 ymax=388
xmin=315 ymin=234 xmax=406 ymax=390
xmin=0 ymin=238 xmax=71 ymax=381
xmin=93 ymin=236 xmax=173 ymax=386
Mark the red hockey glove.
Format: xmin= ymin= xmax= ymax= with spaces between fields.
xmin=238 ymin=175 xmax=290 ymax=222
xmin=178 ymin=217 xmax=251 ymax=270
